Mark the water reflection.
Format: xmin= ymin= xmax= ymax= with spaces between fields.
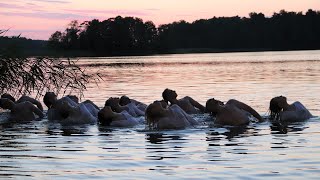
xmin=270 ymin=122 xmax=307 ymax=134
xmin=145 ymin=132 xmax=187 ymax=161
xmin=206 ymin=125 xmax=256 ymax=142
xmin=1 ymin=51 xmax=320 ymax=179
xmin=145 ymin=133 xmax=184 ymax=144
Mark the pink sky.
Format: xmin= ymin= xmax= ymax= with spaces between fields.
xmin=1 ymin=0 xmax=319 ymax=40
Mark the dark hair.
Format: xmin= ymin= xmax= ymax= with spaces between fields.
xmin=162 ymin=88 xmax=170 ymax=103
xmin=104 ymin=99 xmax=115 ymax=111
xmin=145 ymin=102 xmax=166 ymax=129
xmin=43 ymin=92 xmax=55 ymax=109
xmin=98 ymin=109 xmax=112 ymax=126
xmin=205 ymin=98 xmax=222 ymax=116
xmin=269 ymin=97 xmax=282 ymax=121
xmin=119 ymin=96 xmax=131 ymax=106
xmin=1 ymin=93 xmax=15 ymax=102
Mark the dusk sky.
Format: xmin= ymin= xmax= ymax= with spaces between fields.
xmin=1 ymin=0 xmax=319 ymax=40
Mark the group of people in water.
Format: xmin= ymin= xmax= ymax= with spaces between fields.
xmin=0 ymin=88 xmax=314 ymax=129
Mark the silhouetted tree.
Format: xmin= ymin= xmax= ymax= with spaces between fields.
xmin=48 ymin=9 xmax=320 ymax=55
xmin=48 ymin=31 xmax=63 ymax=49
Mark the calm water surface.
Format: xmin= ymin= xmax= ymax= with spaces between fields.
xmin=1 ymin=50 xmax=320 ymax=179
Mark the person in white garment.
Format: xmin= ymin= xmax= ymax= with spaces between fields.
xmin=105 ymin=97 xmax=144 ymax=117
xmin=43 ymin=92 xmax=99 ymax=121
xmin=145 ymin=100 xmax=198 ymax=130
xmin=119 ymin=95 xmax=147 ymax=112
xmin=269 ymin=96 xmax=313 ymax=122
xmin=53 ymin=100 xmax=97 ymax=125
xmin=98 ymin=106 xmax=140 ymax=127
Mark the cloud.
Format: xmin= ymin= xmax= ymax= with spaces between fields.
xmin=30 ymin=0 xmax=70 ymax=4
xmin=64 ymin=9 xmax=152 ymax=17
xmin=0 ymin=11 xmax=89 ymax=20
xmin=0 ymin=2 xmax=24 ymax=9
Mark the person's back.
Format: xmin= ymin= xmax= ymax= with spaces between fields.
xmin=206 ymin=98 xmax=251 ymax=126
xmin=226 ymin=99 xmax=263 ymax=122
xmin=162 ymin=88 xmax=205 ymax=114
xmin=110 ymin=111 xmax=140 ymax=127
xmin=58 ymin=102 xmax=97 ymax=125
xmin=280 ymin=101 xmax=313 ymax=122
xmin=11 ymin=101 xmax=44 ymax=121
xmin=126 ymin=102 xmax=145 ymax=116
xmin=48 ymin=96 xmax=79 ymax=121
xmin=292 ymin=101 xmax=313 ymax=118
xmin=177 ymin=97 xmax=202 ymax=114
xmin=98 ymin=106 xmax=139 ymax=127
xmin=155 ymin=104 xmax=198 ymax=129
xmin=215 ymin=104 xmax=250 ymax=126
xmin=269 ymin=96 xmax=313 ymax=122
xmin=16 ymin=95 xmax=44 ymax=112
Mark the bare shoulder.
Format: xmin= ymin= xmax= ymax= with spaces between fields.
xmin=23 ymin=101 xmax=34 ymax=107
xmin=180 ymin=96 xmax=193 ymax=103
xmin=18 ymin=96 xmax=38 ymax=103
xmin=182 ymin=96 xmax=193 ymax=101
xmin=14 ymin=101 xmax=33 ymax=110
xmin=226 ymin=99 xmax=240 ymax=105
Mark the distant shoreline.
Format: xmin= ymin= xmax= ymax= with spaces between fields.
xmin=24 ymin=47 xmax=320 ymax=58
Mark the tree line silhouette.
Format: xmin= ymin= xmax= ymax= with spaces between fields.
xmin=45 ymin=9 xmax=320 ymax=55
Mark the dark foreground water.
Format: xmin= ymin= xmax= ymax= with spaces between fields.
xmin=1 ymin=50 xmax=320 ymax=179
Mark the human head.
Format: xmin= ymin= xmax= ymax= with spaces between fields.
xmin=206 ymin=98 xmax=223 ymax=116
xmin=1 ymin=93 xmax=16 ymax=102
xmin=269 ymin=96 xmax=287 ymax=120
xmin=145 ymin=101 xmax=166 ymax=129
xmin=162 ymin=88 xmax=178 ymax=103
xmin=156 ymin=100 xmax=168 ymax=109
xmin=104 ymin=97 xmax=120 ymax=111
xmin=43 ymin=92 xmax=57 ymax=109
xmin=119 ymin=96 xmax=131 ymax=106
xmin=0 ymin=98 xmax=15 ymax=110
xmin=67 ymin=95 xmax=79 ymax=104
xmin=98 ymin=106 xmax=114 ymax=126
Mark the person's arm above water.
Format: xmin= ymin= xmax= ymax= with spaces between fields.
xmin=226 ymin=99 xmax=263 ymax=122
xmin=29 ymin=102 xmax=44 ymax=119
xmin=18 ymin=96 xmax=44 ymax=112
xmin=185 ymin=96 xmax=206 ymax=112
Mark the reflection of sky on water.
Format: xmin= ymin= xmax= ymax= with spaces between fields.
xmin=77 ymin=50 xmax=320 ymax=116
xmin=1 ymin=51 xmax=320 ymax=179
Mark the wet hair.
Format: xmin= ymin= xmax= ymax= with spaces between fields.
xmin=145 ymin=102 xmax=166 ymax=129
xmin=104 ymin=98 xmax=116 ymax=111
xmin=98 ymin=109 xmax=112 ymax=126
xmin=269 ymin=97 xmax=282 ymax=121
xmin=205 ymin=98 xmax=220 ymax=116
xmin=162 ymin=88 xmax=171 ymax=103
xmin=1 ymin=93 xmax=16 ymax=102
xmin=0 ymin=98 xmax=14 ymax=110
xmin=43 ymin=92 xmax=56 ymax=109
xmin=119 ymin=96 xmax=131 ymax=106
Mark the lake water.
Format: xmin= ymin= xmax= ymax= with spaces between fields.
xmin=1 ymin=50 xmax=320 ymax=179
